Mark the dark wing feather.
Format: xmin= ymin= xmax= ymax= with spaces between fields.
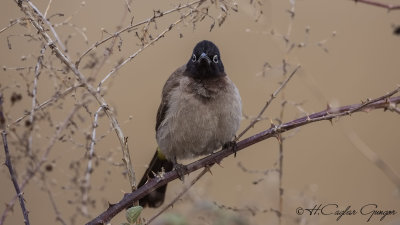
xmin=155 ymin=65 xmax=185 ymax=131
xmin=138 ymin=150 xmax=173 ymax=208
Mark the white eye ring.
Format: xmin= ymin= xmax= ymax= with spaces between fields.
xmin=192 ymin=54 xmax=197 ymax=62
xmin=213 ymin=55 xmax=218 ymax=63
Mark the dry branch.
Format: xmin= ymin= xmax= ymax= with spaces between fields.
xmin=13 ymin=0 xmax=137 ymax=191
xmin=97 ymin=4 xmax=202 ymax=90
xmin=10 ymin=83 xmax=85 ymax=127
xmin=2 ymin=131 xmax=30 ymax=225
xmin=237 ymin=65 xmax=300 ymax=140
xmin=86 ymin=89 xmax=400 ymax=225
xmin=0 ymin=104 xmax=81 ymax=225
xmin=353 ymin=0 xmax=400 ymax=10
xmin=1 ymin=94 xmax=30 ymax=225
xmin=75 ymin=0 xmax=204 ymax=68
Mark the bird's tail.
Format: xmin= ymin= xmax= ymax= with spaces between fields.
xmin=138 ymin=149 xmax=173 ymax=208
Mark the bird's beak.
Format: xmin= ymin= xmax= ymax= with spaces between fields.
xmin=198 ymin=52 xmax=211 ymax=64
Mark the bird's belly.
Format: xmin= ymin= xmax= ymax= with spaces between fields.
xmin=157 ymin=95 xmax=239 ymax=160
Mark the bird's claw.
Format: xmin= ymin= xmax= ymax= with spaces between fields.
xmin=173 ymin=163 xmax=187 ymax=181
xmin=223 ymin=140 xmax=238 ymax=157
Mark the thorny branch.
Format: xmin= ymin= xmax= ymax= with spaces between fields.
xmin=25 ymin=0 xmax=67 ymax=52
xmin=0 ymin=104 xmax=81 ymax=225
xmin=4 ymin=0 xmax=231 ymax=223
xmin=10 ymin=83 xmax=85 ymax=127
xmin=27 ymin=45 xmax=45 ymax=156
xmin=13 ymin=0 xmax=137 ymax=191
xmin=237 ymin=65 xmax=301 ymax=140
xmin=97 ymin=2 xmax=204 ymax=90
xmin=353 ymin=0 xmax=400 ymax=11
xmin=1 ymin=94 xmax=31 ymax=225
xmin=81 ymin=106 xmax=103 ymax=217
xmin=75 ymin=0 xmax=204 ymax=68
xmin=86 ymin=88 xmax=400 ymax=225
xmin=2 ymin=132 xmax=31 ymax=225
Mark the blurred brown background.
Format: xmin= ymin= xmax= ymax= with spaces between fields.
xmin=0 ymin=0 xmax=399 ymax=224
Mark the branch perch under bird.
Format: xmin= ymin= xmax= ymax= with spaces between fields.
xmin=86 ymin=87 xmax=400 ymax=225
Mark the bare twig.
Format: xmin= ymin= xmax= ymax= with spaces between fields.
xmin=0 ymin=18 xmax=28 ymax=34
xmin=0 ymin=94 xmax=5 ymax=129
xmin=10 ymin=83 xmax=84 ymax=127
xmin=347 ymin=132 xmax=400 ymax=189
xmin=44 ymin=180 xmax=67 ymax=225
xmin=0 ymin=104 xmax=81 ymax=225
xmin=75 ymin=0 xmax=204 ymax=67
xmin=353 ymin=0 xmax=400 ymax=11
xmin=27 ymin=45 xmax=46 ymax=155
xmin=44 ymin=0 xmax=54 ymax=18
xmin=1 ymin=93 xmax=30 ymax=225
xmin=277 ymin=100 xmax=286 ymax=224
xmin=26 ymin=1 xmax=67 ymax=52
xmin=14 ymin=0 xmax=137 ymax=191
xmin=81 ymin=106 xmax=103 ymax=216
xmin=86 ymin=89 xmax=400 ymax=225
xmin=2 ymin=131 xmax=31 ymax=225
xmin=237 ymin=65 xmax=301 ymax=140
xmin=97 ymin=2 xmax=203 ymax=90
xmin=146 ymin=168 xmax=209 ymax=224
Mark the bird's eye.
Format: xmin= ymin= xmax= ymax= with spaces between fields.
xmin=192 ymin=54 xmax=197 ymax=62
xmin=213 ymin=55 xmax=218 ymax=63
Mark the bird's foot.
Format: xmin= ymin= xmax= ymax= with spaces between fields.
xmin=223 ymin=140 xmax=238 ymax=157
xmin=173 ymin=163 xmax=187 ymax=181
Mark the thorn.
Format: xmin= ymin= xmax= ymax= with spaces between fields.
xmin=326 ymin=103 xmax=331 ymax=111
xmin=108 ymin=202 xmax=115 ymax=208
xmin=205 ymin=165 xmax=213 ymax=175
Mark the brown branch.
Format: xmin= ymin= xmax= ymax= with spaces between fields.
xmin=237 ymin=65 xmax=300 ymax=140
xmin=10 ymin=83 xmax=84 ymax=127
xmin=75 ymin=0 xmax=204 ymax=68
xmin=353 ymin=0 xmax=400 ymax=10
xmin=1 ymin=94 xmax=31 ymax=225
xmin=13 ymin=0 xmax=137 ymax=191
xmin=86 ymin=88 xmax=400 ymax=225
xmin=2 ymin=131 xmax=31 ymax=225
xmin=0 ymin=103 xmax=81 ymax=225
xmin=27 ymin=44 xmax=45 ymax=156
xmin=97 ymin=6 xmax=200 ymax=90
xmin=81 ymin=106 xmax=103 ymax=217
xmin=0 ymin=17 xmax=29 ymax=34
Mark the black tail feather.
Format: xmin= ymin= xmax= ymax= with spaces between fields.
xmin=138 ymin=150 xmax=173 ymax=208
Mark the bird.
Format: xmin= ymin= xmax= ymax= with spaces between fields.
xmin=138 ymin=40 xmax=242 ymax=208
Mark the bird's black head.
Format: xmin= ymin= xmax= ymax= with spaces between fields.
xmin=185 ymin=40 xmax=225 ymax=79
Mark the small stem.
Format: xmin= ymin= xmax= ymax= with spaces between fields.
xmin=2 ymin=131 xmax=31 ymax=225
xmin=146 ymin=168 xmax=208 ymax=224
xmin=237 ymin=65 xmax=301 ymax=140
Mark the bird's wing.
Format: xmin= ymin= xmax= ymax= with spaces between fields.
xmin=155 ymin=65 xmax=186 ymax=131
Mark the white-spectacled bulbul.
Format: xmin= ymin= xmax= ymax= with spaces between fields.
xmin=138 ymin=40 xmax=242 ymax=208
